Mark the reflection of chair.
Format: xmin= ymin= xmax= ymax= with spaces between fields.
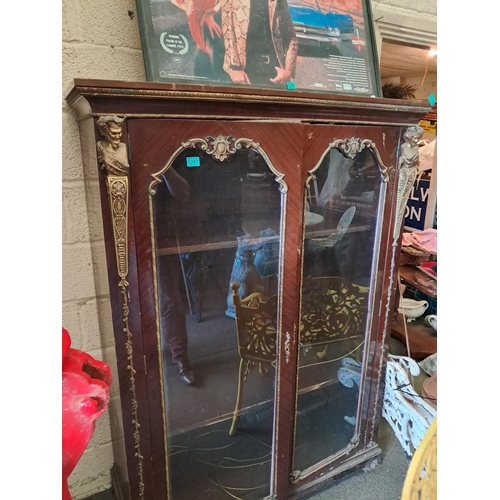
xmin=338 ymin=357 xmax=362 ymax=425
xmin=309 ymin=206 xmax=356 ymax=248
xmin=401 ymin=417 xmax=437 ymax=499
xmin=305 ymin=205 xmax=358 ymax=283
xmin=299 ymin=277 xmax=368 ymax=362
xmin=253 ymin=228 xmax=279 ymax=278
xmin=225 ymin=235 xmax=263 ymax=319
xmin=229 ymin=282 xmax=277 ymax=436
xmin=306 ymin=175 xmax=320 ymax=209
xmin=181 ymin=252 xmax=227 ymax=322
xmin=180 ymin=252 xmax=202 ymax=322
xmin=229 ymin=277 xmax=369 ymax=435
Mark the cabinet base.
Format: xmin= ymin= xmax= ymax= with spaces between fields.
xmin=288 ymin=445 xmax=382 ymax=499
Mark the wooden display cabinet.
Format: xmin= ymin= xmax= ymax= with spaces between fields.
xmin=66 ymin=80 xmax=429 ymax=500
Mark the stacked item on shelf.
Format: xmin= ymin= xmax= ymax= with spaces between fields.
xmin=400 ymin=228 xmax=437 ymax=313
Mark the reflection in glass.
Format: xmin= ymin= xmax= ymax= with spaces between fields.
xmin=294 ymin=146 xmax=383 ymax=473
xmin=151 ymin=145 xmax=282 ymax=499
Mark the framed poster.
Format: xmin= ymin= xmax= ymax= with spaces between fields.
xmin=136 ymin=0 xmax=382 ymax=97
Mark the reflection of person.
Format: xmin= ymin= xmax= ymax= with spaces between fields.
xmin=96 ymin=116 xmax=129 ymax=175
xmin=171 ymin=0 xmax=227 ymax=81
xmin=158 ymin=167 xmax=196 ymax=385
xmin=220 ymin=0 xmax=298 ymax=85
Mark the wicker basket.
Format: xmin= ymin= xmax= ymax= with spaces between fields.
xmin=399 ymin=246 xmax=430 ymax=266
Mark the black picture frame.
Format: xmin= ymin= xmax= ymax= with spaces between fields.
xmin=136 ymin=0 xmax=382 ymax=98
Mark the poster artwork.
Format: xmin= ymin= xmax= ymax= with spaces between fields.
xmin=143 ymin=0 xmax=378 ymax=96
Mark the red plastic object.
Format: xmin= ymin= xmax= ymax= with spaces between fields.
xmin=62 ymin=328 xmax=112 ymax=500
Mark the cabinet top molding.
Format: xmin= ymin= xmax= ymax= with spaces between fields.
xmin=66 ymin=79 xmax=430 ymax=125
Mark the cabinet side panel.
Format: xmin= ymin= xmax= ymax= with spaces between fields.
xmin=73 ymin=111 xmax=134 ymax=500
xmin=93 ymin=116 xmax=155 ymax=500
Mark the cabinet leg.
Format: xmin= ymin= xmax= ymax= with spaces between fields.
xmin=182 ymin=253 xmax=202 ymax=322
xmin=317 ymin=344 xmax=330 ymax=359
xmin=229 ymin=358 xmax=246 ymax=436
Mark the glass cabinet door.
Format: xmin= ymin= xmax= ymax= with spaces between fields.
xmin=149 ymin=137 xmax=283 ymax=499
xmin=293 ymin=139 xmax=386 ymax=473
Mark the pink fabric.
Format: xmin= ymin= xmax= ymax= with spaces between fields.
xmin=401 ymin=228 xmax=437 ymax=253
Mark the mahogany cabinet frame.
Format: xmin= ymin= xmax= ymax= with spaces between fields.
xmin=66 ymin=79 xmax=429 ymax=500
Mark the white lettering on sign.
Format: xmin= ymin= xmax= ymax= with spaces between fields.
xmin=405 ymin=179 xmax=430 ymax=229
xmin=404 ymin=204 xmax=423 ymax=222
xmin=409 ymin=184 xmax=429 ymax=202
xmin=410 ymin=206 xmax=422 ymax=221
xmin=410 ymin=187 xmax=419 ymax=201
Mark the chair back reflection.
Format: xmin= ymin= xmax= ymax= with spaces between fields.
xmin=228 ymin=277 xmax=369 ymax=435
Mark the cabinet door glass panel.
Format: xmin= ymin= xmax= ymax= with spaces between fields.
xmin=151 ymin=144 xmax=282 ymax=499
xmin=294 ymin=146 xmax=383 ymax=472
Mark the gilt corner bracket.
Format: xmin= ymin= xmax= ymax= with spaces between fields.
xmin=393 ymin=125 xmax=425 ymax=244
xmin=95 ymin=114 xmax=145 ymax=498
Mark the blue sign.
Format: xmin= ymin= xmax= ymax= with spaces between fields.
xmin=404 ymin=178 xmax=430 ymax=231
xmin=186 ymin=156 xmax=200 ymax=167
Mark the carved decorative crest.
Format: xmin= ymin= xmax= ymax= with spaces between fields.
xmin=333 ymin=137 xmax=388 ymax=181
xmin=207 ymin=134 xmax=235 ymax=161
xmin=306 ymin=137 xmax=389 ymax=192
xmin=149 ymin=135 xmax=287 ymax=195
xmin=181 ymin=135 xmax=258 ymax=162
xmin=337 ymin=137 xmax=368 ymax=158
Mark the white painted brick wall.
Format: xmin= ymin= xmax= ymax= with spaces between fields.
xmin=68 ymin=442 xmax=115 ymax=500
xmin=62 ymin=0 xmax=145 ymax=498
xmin=63 ymin=112 xmax=85 ymax=181
xmin=62 ymin=0 xmax=436 ymax=498
xmin=373 ymin=0 xmax=436 ymax=16
xmin=63 ymin=186 xmax=92 ymax=243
